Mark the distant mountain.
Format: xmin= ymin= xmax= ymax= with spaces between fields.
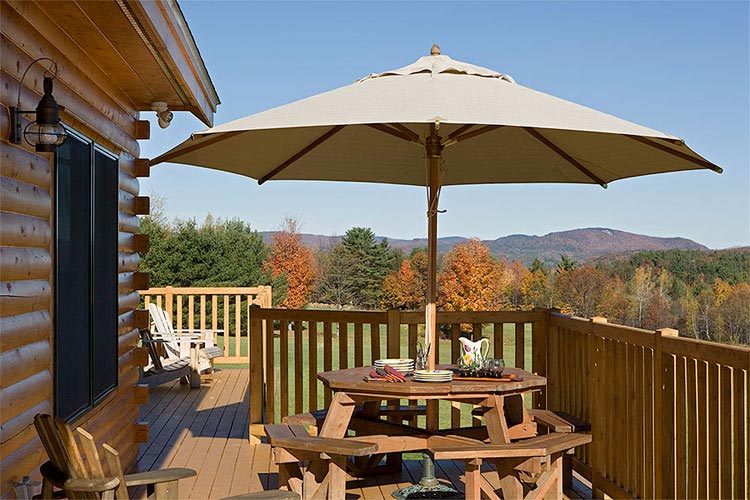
xmin=260 ymin=227 xmax=709 ymax=265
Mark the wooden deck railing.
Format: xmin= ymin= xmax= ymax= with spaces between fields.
xmin=246 ymin=308 xmax=545 ymax=427
xmin=139 ymin=286 xmax=272 ymax=363
xmin=548 ymin=312 xmax=748 ymax=500
xmin=134 ymin=291 xmax=747 ymax=499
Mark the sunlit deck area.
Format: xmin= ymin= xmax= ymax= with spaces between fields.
xmin=136 ymin=368 xmax=592 ymax=499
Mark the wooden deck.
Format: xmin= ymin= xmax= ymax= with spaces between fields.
xmin=136 ymin=368 xmax=591 ymax=499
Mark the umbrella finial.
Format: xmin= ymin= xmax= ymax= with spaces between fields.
xmin=430 ymin=44 xmax=441 ymax=56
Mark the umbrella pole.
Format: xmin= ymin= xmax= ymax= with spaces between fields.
xmin=425 ymin=125 xmax=442 ymax=372
xmin=393 ymin=125 xmax=462 ymax=500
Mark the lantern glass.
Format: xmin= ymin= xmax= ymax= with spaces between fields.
xmin=24 ymin=121 xmax=67 ymax=152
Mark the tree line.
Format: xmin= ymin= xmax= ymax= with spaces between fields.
xmin=138 ymin=209 xmax=749 ymax=346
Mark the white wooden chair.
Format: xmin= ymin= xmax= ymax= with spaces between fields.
xmin=148 ymin=303 xmax=224 ymax=373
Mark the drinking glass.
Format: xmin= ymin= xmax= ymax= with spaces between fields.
xmin=484 ymin=358 xmax=505 ymax=377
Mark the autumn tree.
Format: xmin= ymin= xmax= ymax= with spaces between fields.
xmin=263 ymin=217 xmax=317 ymax=308
xmin=554 ymin=265 xmax=609 ymax=319
xmin=438 ymin=239 xmax=511 ymax=312
xmin=522 ymin=258 xmax=553 ymax=308
xmin=629 ymin=266 xmax=655 ymax=328
xmin=508 ymin=259 xmax=531 ymax=309
xmin=718 ymin=283 xmax=750 ymax=344
xmin=381 ymin=259 xmax=424 ymax=309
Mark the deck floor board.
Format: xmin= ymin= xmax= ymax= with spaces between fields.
xmin=136 ymin=368 xmax=588 ymax=499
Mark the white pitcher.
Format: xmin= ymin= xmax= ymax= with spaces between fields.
xmin=458 ymin=337 xmax=490 ymax=368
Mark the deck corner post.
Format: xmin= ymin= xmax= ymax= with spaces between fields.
xmin=588 ymin=316 xmax=607 ymax=497
xmin=532 ymin=307 xmax=550 ymax=409
xmin=655 ymin=327 xmax=678 ymax=500
xmin=248 ymin=304 xmax=265 ymax=427
xmin=547 ymin=308 xmax=562 ymax=410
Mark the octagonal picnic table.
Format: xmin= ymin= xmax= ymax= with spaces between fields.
xmin=315 ymin=365 xmax=546 ymax=474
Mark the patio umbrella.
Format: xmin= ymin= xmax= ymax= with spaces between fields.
xmin=152 ymin=45 xmax=721 ymax=371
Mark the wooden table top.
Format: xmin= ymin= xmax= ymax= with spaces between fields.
xmin=318 ymin=365 xmax=546 ymax=398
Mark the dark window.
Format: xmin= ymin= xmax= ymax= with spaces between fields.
xmin=55 ymin=133 xmax=118 ymax=420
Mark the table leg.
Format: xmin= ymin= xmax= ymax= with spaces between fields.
xmin=484 ymin=394 xmax=511 ymax=443
xmin=318 ymin=391 xmax=356 ymax=438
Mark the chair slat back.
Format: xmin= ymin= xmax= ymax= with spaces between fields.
xmin=102 ymin=443 xmax=129 ymax=500
xmin=148 ymin=304 xmax=185 ymax=358
xmin=139 ymin=328 xmax=165 ymax=371
xmin=34 ymin=414 xmax=97 ymax=500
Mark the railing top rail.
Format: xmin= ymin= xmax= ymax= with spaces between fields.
xmin=251 ymin=308 xmax=388 ymax=323
xmin=662 ymin=335 xmax=750 ymax=370
xmin=550 ymin=311 xmax=749 ymax=369
xmin=551 ymin=313 xmax=657 ymax=348
xmin=140 ymin=286 xmax=269 ymax=295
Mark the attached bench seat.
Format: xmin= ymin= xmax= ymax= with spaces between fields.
xmin=527 ymin=409 xmax=591 ymax=433
xmin=282 ymin=404 xmax=427 ymax=430
xmin=428 ymin=432 xmax=592 ymax=500
xmin=265 ymin=424 xmax=378 ymax=500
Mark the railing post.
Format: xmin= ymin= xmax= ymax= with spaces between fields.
xmin=248 ymin=304 xmax=264 ymax=437
xmin=165 ymin=286 xmax=173 ymax=321
xmin=532 ymin=308 xmax=549 ymax=409
xmin=547 ymin=308 xmax=561 ymax=410
xmin=656 ymin=327 xmax=678 ymax=500
xmin=589 ymin=316 xmax=607 ymax=498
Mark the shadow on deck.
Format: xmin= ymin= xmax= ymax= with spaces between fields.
xmin=136 ymin=368 xmax=592 ymax=499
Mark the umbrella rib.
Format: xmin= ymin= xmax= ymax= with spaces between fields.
xmin=366 ymin=123 xmax=421 ymax=144
xmin=524 ymin=127 xmax=608 ymax=188
xmin=443 ymin=125 xmax=504 ymax=147
xmin=388 ymin=123 xmax=422 ymax=143
xmin=447 ymin=124 xmax=477 ymax=140
xmin=258 ymin=125 xmax=346 ymax=184
xmin=622 ymin=135 xmax=723 ymax=174
xmin=150 ymin=131 xmax=246 ymax=166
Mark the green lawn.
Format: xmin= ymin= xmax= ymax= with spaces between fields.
xmin=218 ymin=323 xmax=535 ymax=429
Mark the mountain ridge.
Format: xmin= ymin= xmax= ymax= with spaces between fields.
xmin=260 ymin=227 xmax=709 ymax=265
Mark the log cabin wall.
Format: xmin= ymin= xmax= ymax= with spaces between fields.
xmin=0 ymin=1 xmax=218 ymax=497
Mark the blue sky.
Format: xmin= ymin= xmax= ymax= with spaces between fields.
xmin=141 ymin=1 xmax=749 ymax=249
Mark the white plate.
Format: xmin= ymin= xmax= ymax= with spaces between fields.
xmin=413 ymin=370 xmax=452 ymax=376
xmin=375 ymin=358 xmax=414 ymax=365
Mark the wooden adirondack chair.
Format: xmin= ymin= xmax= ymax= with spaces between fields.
xmin=148 ymin=304 xmax=224 ymax=373
xmin=33 ymin=414 xmax=195 ymax=500
xmin=139 ymin=328 xmax=199 ymax=388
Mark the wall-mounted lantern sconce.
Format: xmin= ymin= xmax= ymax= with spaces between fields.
xmin=151 ymin=101 xmax=173 ymax=129
xmin=9 ymin=57 xmax=68 ymax=152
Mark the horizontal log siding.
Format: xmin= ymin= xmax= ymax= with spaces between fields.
xmin=0 ymin=2 xmax=147 ymax=496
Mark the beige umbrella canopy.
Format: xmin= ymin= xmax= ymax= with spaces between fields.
xmin=153 ymin=45 xmax=721 ymax=369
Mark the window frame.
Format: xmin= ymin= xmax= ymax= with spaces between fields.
xmin=54 ymin=128 xmax=119 ymax=421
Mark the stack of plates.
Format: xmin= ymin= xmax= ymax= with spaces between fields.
xmin=374 ymin=358 xmax=415 ymax=374
xmin=413 ymin=369 xmax=453 ymax=382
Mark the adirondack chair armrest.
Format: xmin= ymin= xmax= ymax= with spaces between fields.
xmin=63 ymin=476 xmax=120 ymax=493
xmin=124 ymin=467 xmax=197 ymax=486
xmin=173 ymin=329 xmax=222 ymax=342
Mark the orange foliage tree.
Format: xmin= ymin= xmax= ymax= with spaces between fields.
xmin=381 ymin=259 xmax=423 ymax=309
xmin=263 ymin=218 xmax=317 ymax=308
xmin=438 ymin=239 xmax=511 ymax=312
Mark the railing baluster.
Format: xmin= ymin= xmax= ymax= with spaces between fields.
xmin=188 ymin=295 xmax=195 ymax=330
xmin=280 ymin=319 xmax=289 ymax=420
xmin=324 ymin=322 xmax=333 ymax=407
xmin=294 ymin=320 xmax=303 ymax=415
xmin=308 ymin=321 xmax=318 ymax=412
xmin=200 ymin=295 xmax=206 ymax=330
